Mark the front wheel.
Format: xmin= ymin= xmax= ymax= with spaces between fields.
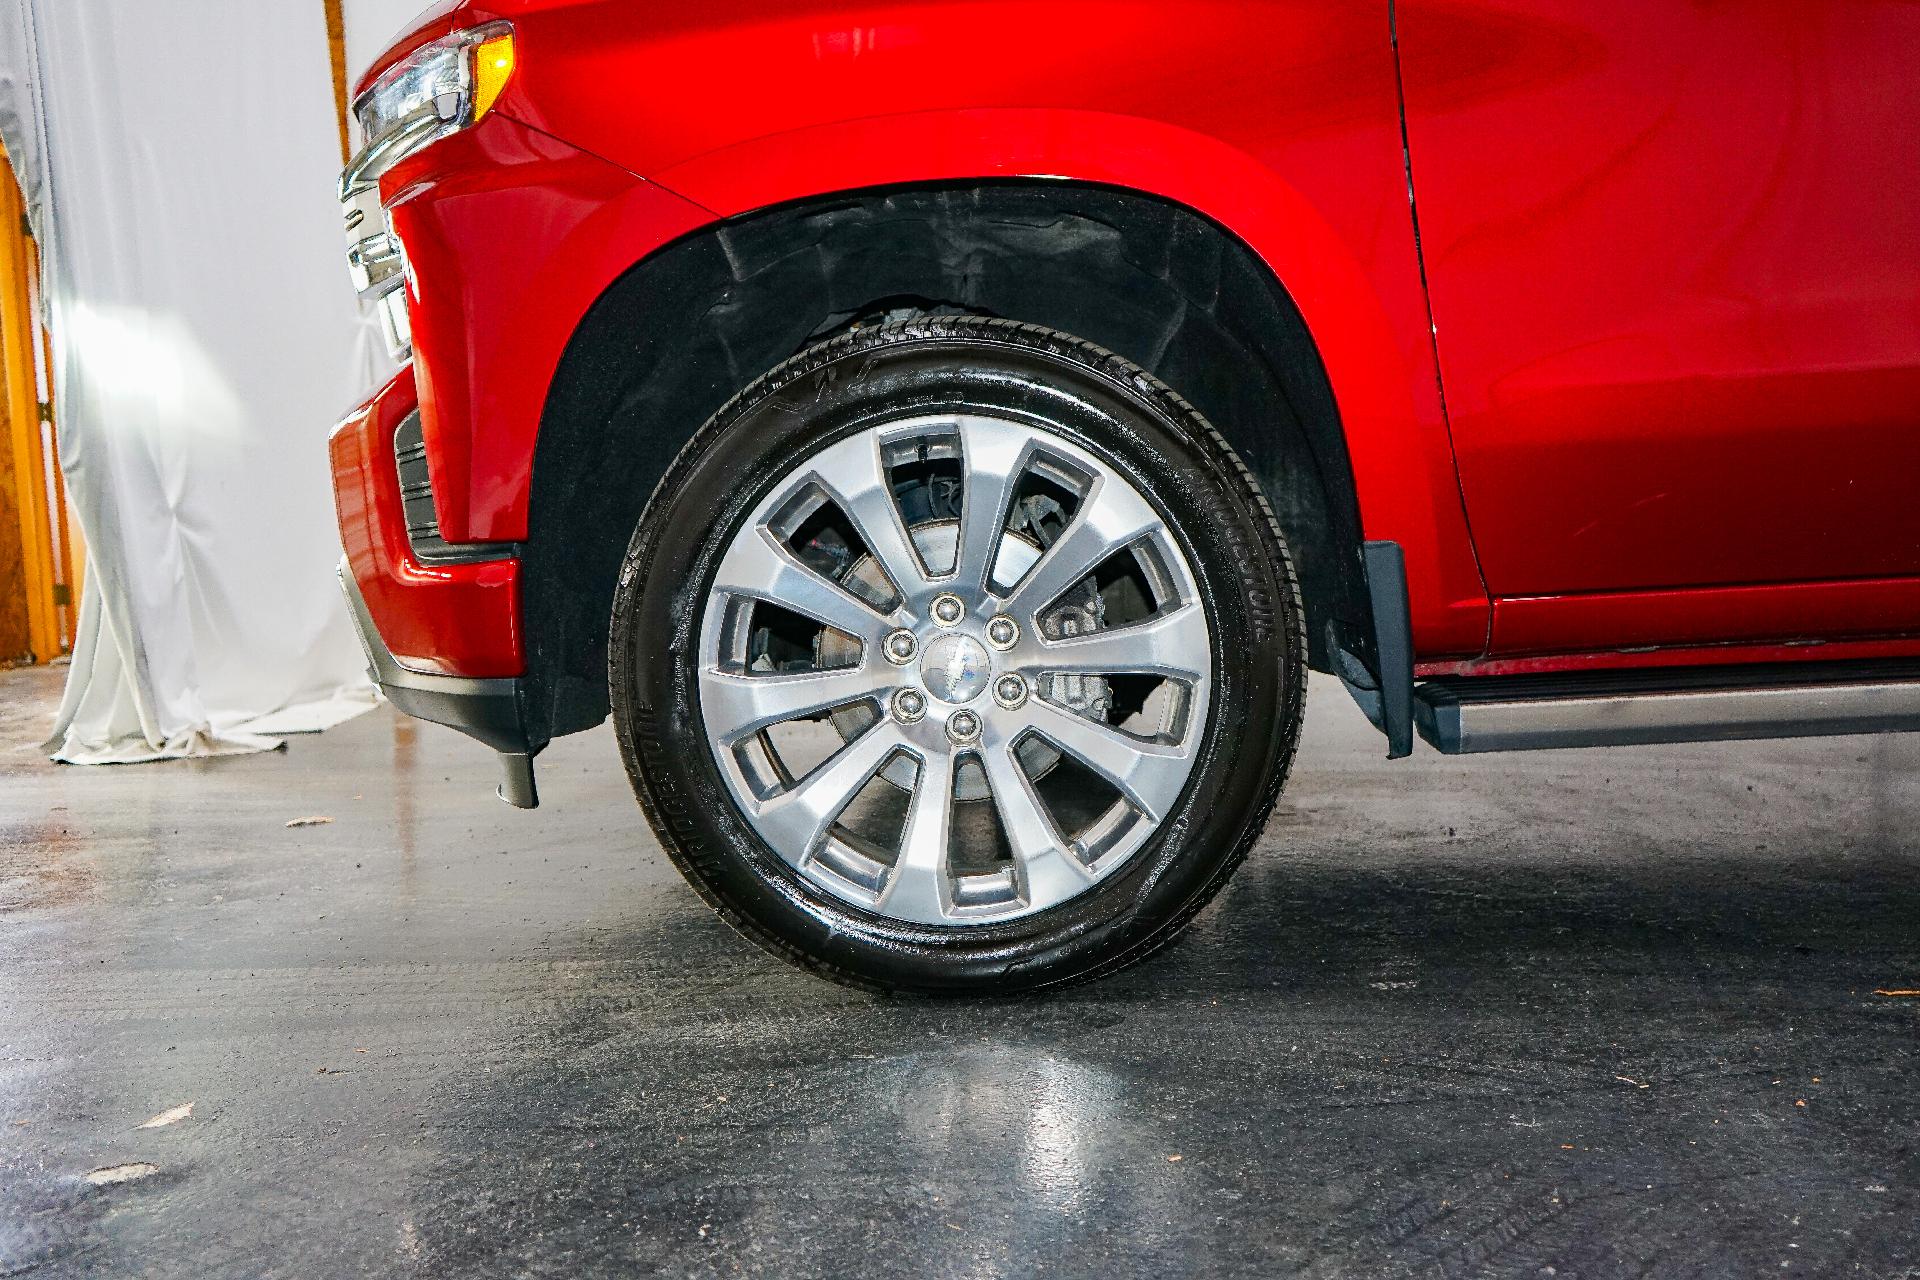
xmin=611 ymin=317 xmax=1305 ymax=993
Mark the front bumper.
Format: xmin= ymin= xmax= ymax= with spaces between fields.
xmin=331 ymin=365 xmax=538 ymax=806
xmin=338 ymin=564 xmax=537 ymax=807
xmin=329 ymin=363 xmax=524 ymax=677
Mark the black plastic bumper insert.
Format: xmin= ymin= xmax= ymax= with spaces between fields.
xmin=337 ymin=563 xmax=539 ymax=808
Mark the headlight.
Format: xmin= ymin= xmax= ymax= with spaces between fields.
xmin=343 ymin=22 xmax=514 ymax=194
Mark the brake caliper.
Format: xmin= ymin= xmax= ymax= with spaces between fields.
xmin=1038 ymin=581 xmax=1112 ymax=721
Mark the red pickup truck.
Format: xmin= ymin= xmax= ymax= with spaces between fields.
xmin=330 ymin=1 xmax=1920 ymax=991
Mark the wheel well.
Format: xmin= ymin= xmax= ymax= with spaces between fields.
xmin=522 ymin=181 xmax=1373 ymax=748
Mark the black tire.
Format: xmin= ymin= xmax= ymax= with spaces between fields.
xmin=610 ymin=317 xmax=1306 ymax=993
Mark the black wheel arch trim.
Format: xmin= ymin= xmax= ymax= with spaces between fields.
xmin=522 ymin=179 xmax=1384 ymax=753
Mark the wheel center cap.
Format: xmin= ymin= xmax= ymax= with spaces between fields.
xmin=920 ymin=633 xmax=991 ymax=704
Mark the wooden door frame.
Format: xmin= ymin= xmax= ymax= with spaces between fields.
xmin=1 ymin=144 xmax=78 ymax=662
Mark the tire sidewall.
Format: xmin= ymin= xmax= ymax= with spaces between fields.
xmin=612 ymin=322 xmax=1300 ymax=992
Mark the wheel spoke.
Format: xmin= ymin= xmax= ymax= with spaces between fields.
xmin=1023 ymin=697 xmax=1190 ymax=822
xmin=812 ymin=436 xmax=931 ymax=599
xmin=1004 ymin=476 xmax=1162 ymax=619
xmin=954 ymin=416 xmax=1030 ymax=594
xmin=980 ymin=743 xmax=1090 ymax=910
xmin=698 ymin=665 xmax=887 ymax=746
xmin=699 ymin=411 xmax=1217 ymax=929
xmin=713 ymin=527 xmax=893 ymax=640
xmin=753 ymin=721 xmax=903 ymax=863
xmin=877 ymin=748 xmax=956 ymax=920
xmin=1024 ymin=603 xmax=1209 ymax=682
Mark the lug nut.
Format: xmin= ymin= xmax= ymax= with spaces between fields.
xmin=946 ymin=709 xmax=982 ymax=744
xmin=884 ymin=629 xmax=918 ymax=665
xmin=985 ymin=615 xmax=1019 ymax=649
xmin=892 ymin=689 xmax=927 ymax=723
xmin=993 ymin=674 xmax=1029 ymax=710
xmin=930 ymin=594 xmax=965 ymax=626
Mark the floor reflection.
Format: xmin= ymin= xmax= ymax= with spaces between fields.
xmin=3 ymin=673 xmax=1915 ymax=1278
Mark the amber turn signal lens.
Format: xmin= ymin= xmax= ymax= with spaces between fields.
xmin=470 ymin=33 xmax=515 ymax=122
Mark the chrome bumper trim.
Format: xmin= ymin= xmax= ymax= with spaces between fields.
xmin=347 ymin=234 xmax=403 ymax=293
xmin=340 ymin=124 xmax=434 ymax=362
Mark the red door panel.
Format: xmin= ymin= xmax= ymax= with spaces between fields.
xmin=1492 ymin=575 xmax=1920 ymax=658
xmin=1398 ymin=1 xmax=1920 ymax=607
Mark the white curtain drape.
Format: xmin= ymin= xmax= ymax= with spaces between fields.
xmin=0 ymin=1 xmax=389 ymax=762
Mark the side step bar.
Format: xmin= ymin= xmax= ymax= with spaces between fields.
xmin=1415 ymin=659 xmax=1920 ymax=754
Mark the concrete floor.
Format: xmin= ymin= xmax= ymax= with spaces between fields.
xmin=2 ymin=662 xmax=1916 ymax=1279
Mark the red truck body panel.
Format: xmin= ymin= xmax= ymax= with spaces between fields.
xmin=338 ymin=0 xmax=1920 ymax=681
xmin=1397 ymin=0 xmax=1920 ymax=650
xmin=379 ymin=115 xmax=710 ymax=551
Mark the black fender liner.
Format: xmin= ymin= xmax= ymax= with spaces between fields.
xmin=522 ymin=181 xmax=1379 ymax=752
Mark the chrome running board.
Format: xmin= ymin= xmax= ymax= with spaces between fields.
xmin=1414 ymin=659 xmax=1920 ymax=754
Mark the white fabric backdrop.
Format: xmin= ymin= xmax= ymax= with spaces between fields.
xmin=0 ymin=1 xmax=416 ymax=762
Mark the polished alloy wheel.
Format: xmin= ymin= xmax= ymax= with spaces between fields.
xmin=696 ymin=413 xmax=1213 ymax=926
